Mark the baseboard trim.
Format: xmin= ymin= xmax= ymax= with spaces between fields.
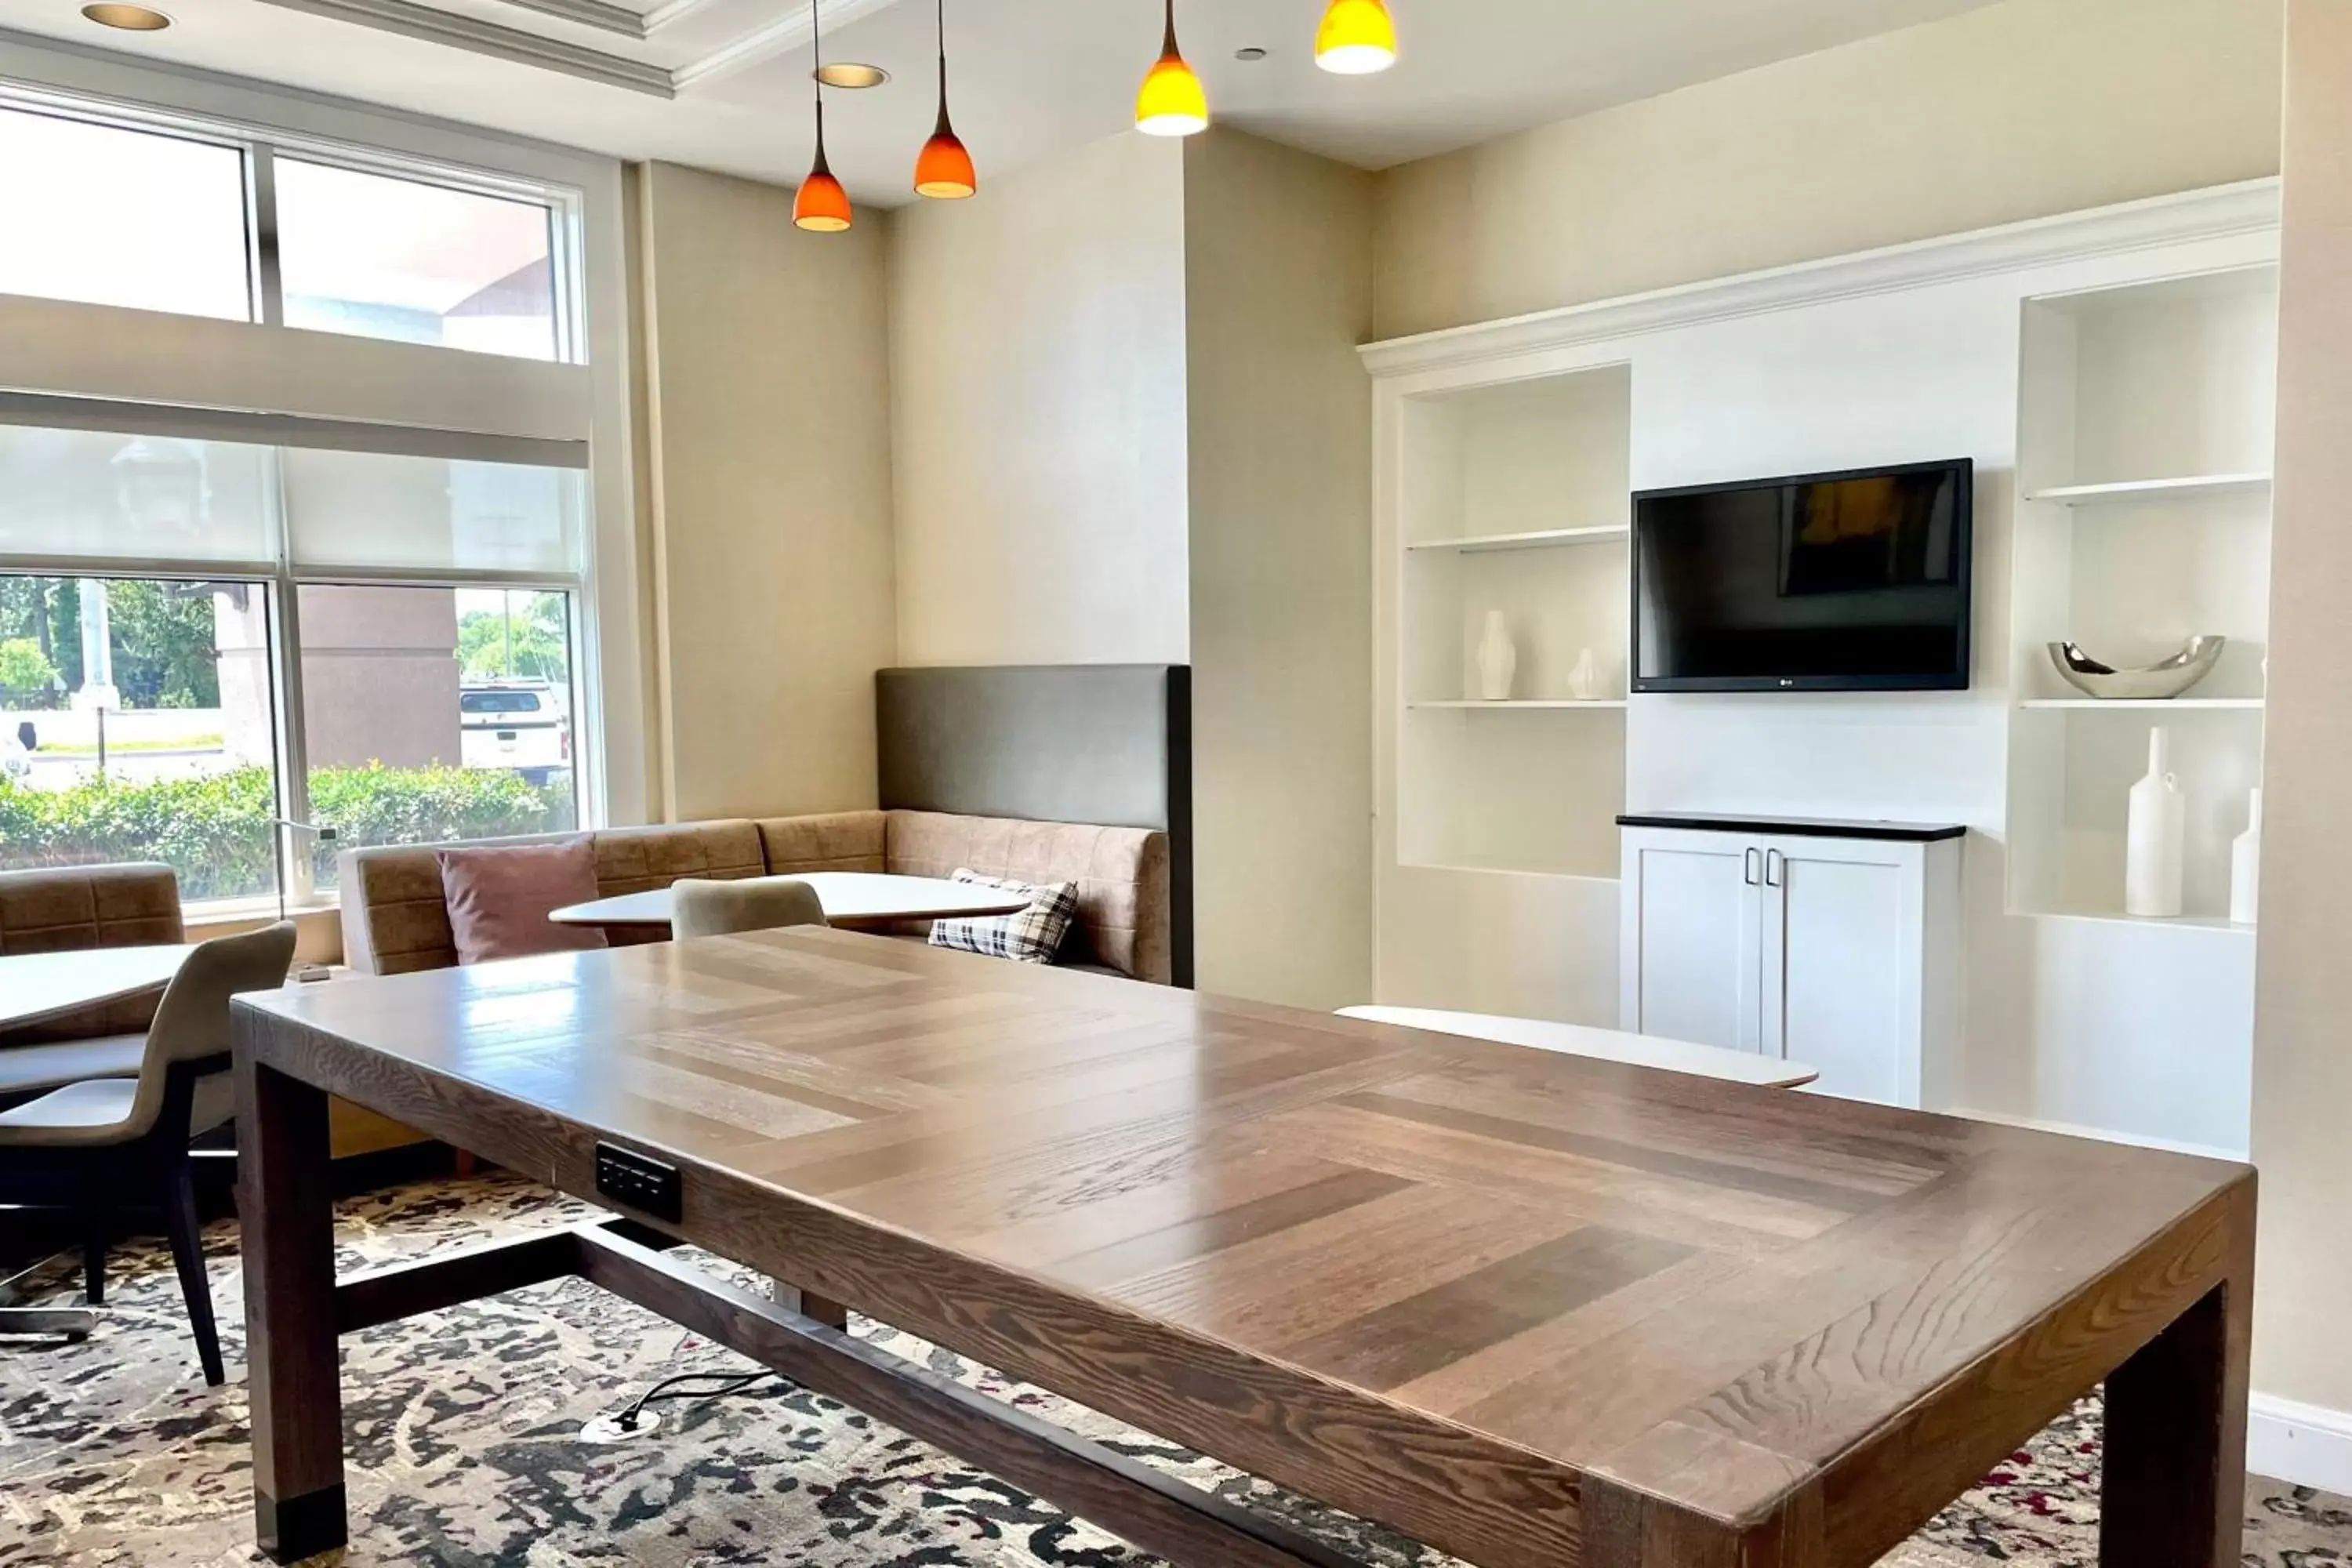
xmin=2250 ymin=1393 xmax=2352 ymax=1495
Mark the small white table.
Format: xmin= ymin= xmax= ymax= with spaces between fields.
xmin=1336 ymin=1005 xmax=1819 ymax=1088
xmin=551 ymin=873 xmax=1033 ymax=935
xmin=0 ymin=944 xmax=195 ymax=1033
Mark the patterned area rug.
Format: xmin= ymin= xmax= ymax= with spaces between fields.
xmin=0 ymin=1174 xmax=2345 ymax=1567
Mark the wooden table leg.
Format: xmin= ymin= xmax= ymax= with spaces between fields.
xmin=238 ymin=1055 xmax=347 ymax=1564
xmin=2100 ymin=1239 xmax=2253 ymax=1566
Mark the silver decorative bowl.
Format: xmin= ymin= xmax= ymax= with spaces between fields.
xmin=2047 ymin=636 xmax=2227 ymax=700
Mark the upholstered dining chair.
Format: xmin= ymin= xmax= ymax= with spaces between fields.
xmin=0 ymin=921 xmax=296 ymax=1385
xmin=670 ymin=877 xmax=829 ymax=939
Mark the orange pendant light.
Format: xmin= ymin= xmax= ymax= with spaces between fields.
xmin=913 ymin=0 xmax=976 ymax=198
xmin=1134 ymin=0 xmax=1208 ymax=137
xmin=1314 ymin=0 xmax=1398 ymax=74
xmin=793 ymin=0 xmax=853 ymax=232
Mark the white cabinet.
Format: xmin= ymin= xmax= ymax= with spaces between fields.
xmin=1619 ymin=817 xmax=1964 ymax=1107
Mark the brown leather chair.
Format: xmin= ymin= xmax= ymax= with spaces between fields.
xmin=0 ymin=864 xmax=185 ymax=1102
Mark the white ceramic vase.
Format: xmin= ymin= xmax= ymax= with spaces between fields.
xmin=1474 ymin=611 xmax=1517 ymax=701
xmin=2230 ymin=786 xmax=2262 ymax=926
xmin=1567 ymin=647 xmax=1602 ymax=701
xmin=2125 ymin=726 xmax=2186 ymax=918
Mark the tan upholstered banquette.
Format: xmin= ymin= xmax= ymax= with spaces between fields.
xmin=339 ymin=822 xmax=764 ymax=976
xmin=0 ymin=863 xmax=184 ymax=1047
xmin=339 ymin=811 xmax=1171 ymax=985
xmin=758 ymin=811 xmax=1170 ymax=985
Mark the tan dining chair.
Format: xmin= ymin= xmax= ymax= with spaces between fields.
xmin=670 ymin=877 xmax=829 ymax=940
xmin=0 ymin=921 xmax=297 ymax=1384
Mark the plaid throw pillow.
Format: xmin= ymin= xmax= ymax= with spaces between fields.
xmin=928 ymin=869 xmax=1080 ymax=965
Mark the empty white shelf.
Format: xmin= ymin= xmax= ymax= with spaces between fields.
xmin=2019 ymin=698 xmax=2264 ymax=710
xmin=2024 ymin=474 xmax=2272 ymax=506
xmin=2026 ymin=906 xmax=2256 ymax=934
xmin=1410 ymin=699 xmax=1628 ymax=710
xmin=1405 ymin=524 xmax=1631 ymax=554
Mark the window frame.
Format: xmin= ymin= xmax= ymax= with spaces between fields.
xmin=0 ymin=80 xmax=602 ymax=916
xmin=0 ymin=79 xmax=589 ymax=365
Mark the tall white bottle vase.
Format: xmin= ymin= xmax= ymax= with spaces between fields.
xmin=2124 ymin=725 xmax=2186 ymax=919
xmin=1567 ymin=647 xmax=1602 ymax=701
xmin=2230 ymin=786 xmax=2263 ymax=926
xmin=1474 ymin=611 xmax=1517 ymax=701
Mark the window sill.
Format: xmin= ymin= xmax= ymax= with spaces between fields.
xmin=185 ymin=898 xmax=345 ymax=968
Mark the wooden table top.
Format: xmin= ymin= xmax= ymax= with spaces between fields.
xmin=0 ymin=942 xmax=193 ymax=1030
xmin=1336 ymin=1005 xmax=1819 ymax=1088
xmin=236 ymin=929 xmax=2252 ymax=1567
xmin=550 ymin=873 xmax=1033 ymax=931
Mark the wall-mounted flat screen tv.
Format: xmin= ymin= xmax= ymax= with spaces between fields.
xmin=1631 ymin=459 xmax=1973 ymax=692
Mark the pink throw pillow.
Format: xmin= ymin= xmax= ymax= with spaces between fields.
xmin=437 ymin=839 xmax=608 ymax=966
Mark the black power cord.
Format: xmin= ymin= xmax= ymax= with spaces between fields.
xmin=603 ymin=1367 xmax=778 ymax=1436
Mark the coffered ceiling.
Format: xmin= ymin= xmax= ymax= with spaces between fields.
xmin=0 ymin=0 xmax=1998 ymax=202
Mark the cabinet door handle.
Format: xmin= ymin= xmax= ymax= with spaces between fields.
xmin=1765 ymin=848 xmax=1784 ymax=887
xmin=1744 ymin=847 xmax=1762 ymax=886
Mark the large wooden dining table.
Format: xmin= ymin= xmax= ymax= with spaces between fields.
xmin=231 ymin=929 xmax=2253 ymax=1568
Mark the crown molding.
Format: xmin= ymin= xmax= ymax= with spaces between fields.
xmin=670 ymin=0 xmax=905 ymax=89
xmin=1359 ymin=179 xmax=2284 ymax=380
xmin=486 ymin=0 xmax=651 ymax=39
xmin=638 ymin=0 xmax=719 ymax=30
xmin=248 ymin=0 xmax=672 ymax=95
xmin=238 ymin=0 xmax=912 ymax=99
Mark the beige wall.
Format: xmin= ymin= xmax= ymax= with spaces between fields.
xmin=1373 ymin=0 xmax=2285 ymax=338
xmin=2252 ymin=0 xmax=2352 ymax=1421
xmin=1182 ymin=132 xmax=1375 ymax=1008
xmin=632 ymin=162 xmax=896 ymax=821
xmin=887 ymin=132 xmax=1192 ymax=667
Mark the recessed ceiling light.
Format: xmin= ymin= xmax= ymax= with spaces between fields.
xmin=82 ymin=2 xmax=172 ymax=28
xmin=815 ymin=61 xmax=888 ymax=89
xmin=1234 ymin=46 xmax=1268 ymax=61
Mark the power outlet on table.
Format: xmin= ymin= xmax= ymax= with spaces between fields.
xmin=594 ymin=1142 xmax=684 ymax=1222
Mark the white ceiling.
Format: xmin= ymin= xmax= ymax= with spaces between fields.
xmin=0 ymin=0 xmax=1998 ymax=204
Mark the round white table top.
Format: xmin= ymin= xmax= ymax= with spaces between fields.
xmin=1336 ymin=1004 xmax=1820 ymax=1089
xmin=551 ymin=873 xmax=1034 ymax=932
xmin=0 ymin=943 xmax=196 ymax=1031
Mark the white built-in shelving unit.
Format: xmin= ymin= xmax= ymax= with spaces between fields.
xmin=1396 ymin=365 xmax=1632 ymax=880
xmin=2008 ymin=265 xmax=2279 ymax=925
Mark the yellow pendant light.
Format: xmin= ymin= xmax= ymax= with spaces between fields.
xmin=1134 ymin=0 xmax=1208 ymax=138
xmin=913 ymin=0 xmax=976 ymax=198
xmin=1314 ymin=0 xmax=1397 ymax=74
xmin=793 ymin=0 xmax=853 ymax=231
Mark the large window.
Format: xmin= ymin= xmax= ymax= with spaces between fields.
xmin=0 ymin=574 xmax=279 ymax=902
xmin=276 ymin=158 xmax=561 ymax=360
xmin=0 ymin=105 xmax=251 ymax=320
xmin=0 ymin=432 xmax=588 ymax=907
xmin=0 ymin=89 xmax=583 ymax=365
xmin=0 ymin=89 xmax=597 ymax=907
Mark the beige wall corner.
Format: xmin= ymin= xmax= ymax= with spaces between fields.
xmin=2252 ymin=0 xmax=2352 ymax=1425
xmin=887 ymin=131 xmax=1192 ymax=667
xmin=1183 ymin=131 xmax=1376 ymax=1009
xmin=633 ymin=162 xmax=898 ymax=822
xmin=1372 ymin=0 xmax=2287 ymax=339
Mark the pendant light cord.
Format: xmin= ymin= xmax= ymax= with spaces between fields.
xmin=810 ymin=0 xmax=828 ymax=170
xmin=1163 ymin=0 xmax=1179 ymax=57
xmin=935 ymin=0 xmax=951 ymax=126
